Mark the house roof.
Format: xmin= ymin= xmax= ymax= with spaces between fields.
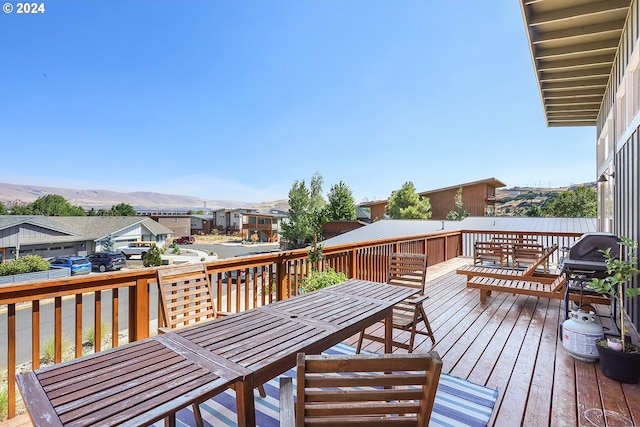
xmin=418 ymin=177 xmax=506 ymax=197
xmin=0 ymin=216 xmax=174 ymax=242
xmin=358 ymin=177 xmax=506 ymax=207
xmin=321 ymin=217 xmax=597 ymax=247
xmin=520 ymin=0 xmax=631 ymax=126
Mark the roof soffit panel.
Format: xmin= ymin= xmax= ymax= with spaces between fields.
xmin=520 ymin=0 xmax=631 ymax=126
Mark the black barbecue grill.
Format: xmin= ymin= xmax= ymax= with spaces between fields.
xmin=561 ymin=232 xmax=621 ymax=320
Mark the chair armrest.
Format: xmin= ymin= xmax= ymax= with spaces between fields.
xmin=404 ymin=293 xmax=430 ymax=305
xmin=279 ymin=376 xmax=295 ymax=427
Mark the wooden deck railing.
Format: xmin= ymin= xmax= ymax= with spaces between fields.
xmin=0 ymin=228 xmax=583 ymax=420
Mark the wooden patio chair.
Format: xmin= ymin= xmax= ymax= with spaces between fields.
xmin=356 ymin=252 xmax=435 ymax=353
xmin=156 ymin=263 xmax=225 ymax=331
xmin=279 ymin=351 xmax=443 ymax=427
xmin=155 ymin=263 xmax=266 ymax=404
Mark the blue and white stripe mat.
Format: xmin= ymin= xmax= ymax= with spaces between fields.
xmin=159 ymin=343 xmax=498 ymax=427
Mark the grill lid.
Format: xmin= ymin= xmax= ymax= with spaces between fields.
xmin=563 ymin=232 xmax=620 ymax=274
xmin=567 ymin=232 xmax=620 ymax=262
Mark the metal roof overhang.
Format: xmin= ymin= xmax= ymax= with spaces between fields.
xmin=520 ymin=0 xmax=631 ymax=127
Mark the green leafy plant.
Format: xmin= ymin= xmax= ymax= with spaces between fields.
xmin=301 ymin=268 xmax=347 ymax=293
xmin=143 ymin=245 xmax=162 ymax=267
xmin=0 ymin=255 xmax=50 ymax=277
xmin=590 ymin=236 xmax=640 ymax=352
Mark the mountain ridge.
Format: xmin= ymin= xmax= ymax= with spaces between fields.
xmin=0 ymin=182 xmax=287 ymax=212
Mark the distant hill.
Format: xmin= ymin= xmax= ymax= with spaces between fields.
xmin=0 ymin=182 xmax=288 ymax=213
xmin=495 ymin=183 xmax=596 ymax=216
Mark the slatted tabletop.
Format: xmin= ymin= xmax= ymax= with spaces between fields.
xmin=165 ymin=279 xmax=417 ymax=427
xmin=16 ymin=335 xmax=243 ymax=427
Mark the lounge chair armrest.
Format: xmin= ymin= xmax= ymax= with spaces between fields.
xmin=279 ymin=376 xmax=295 ymax=427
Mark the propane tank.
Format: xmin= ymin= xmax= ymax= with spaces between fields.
xmin=562 ymin=309 xmax=604 ymax=362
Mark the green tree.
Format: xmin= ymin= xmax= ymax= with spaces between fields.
xmin=26 ymin=194 xmax=86 ymax=216
xmin=325 ymin=181 xmax=357 ymax=221
xmin=11 ymin=203 xmax=32 ymax=215
xmin=524 ymin=204 xmax=543 ymax=217
xmin=281 ymin=172 xmax=326 ymax=248
xmin=543 ymin=186 xmax=596 ymax=217
xmin=386 ymin=182 xmax=432 ymax=219
xmin=110 ymin=203 xmax=136 ymax=216
xmin=142 ymin=245 xmax=162 ymax=267
xmin=446 ymin=187 xmax=468 ymax=221
xmin=0 ymin=201 xmax=7 ymax=215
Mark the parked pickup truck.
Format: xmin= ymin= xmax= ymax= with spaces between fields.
xmin=119 ymin=241 xmax=156 ymax=259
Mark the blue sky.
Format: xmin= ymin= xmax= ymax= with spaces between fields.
xmin=0 ymin=1 xmax=596 ymax=204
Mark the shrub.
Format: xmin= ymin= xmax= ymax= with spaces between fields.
xmin=0 ymin=255 xmax=50 ymax=277
xmin=301 ymin=268 xmax=347 ymax=293
xmin=143 ymin=245 xmax=162 ymax=267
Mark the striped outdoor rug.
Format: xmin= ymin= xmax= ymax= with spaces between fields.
xmin=160 ymin=343 xmax=498 ymax=427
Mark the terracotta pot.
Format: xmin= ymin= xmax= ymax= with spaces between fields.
xmin=596 ymin=341 xmax=640 ymax=384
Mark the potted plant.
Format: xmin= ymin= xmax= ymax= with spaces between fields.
xmin=589 ymin=236 xmax=640 ymax=383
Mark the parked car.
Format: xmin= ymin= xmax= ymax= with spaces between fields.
xmin=49 ymin=256 xmax=92 ymax=276
xmin=87 ymin=252 xmax=126 ymax=272
xmin=175 ymin=235 xmax=196 ymax=244
xmin=118 ymin=241 xmax=156 ymax=259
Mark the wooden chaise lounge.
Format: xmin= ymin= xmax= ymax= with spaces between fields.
xmin=467 ymin=273 xmax=566 ymax=303
xmin=466 ymin=273 xmax=610 ymax=306
xmin=457 ymin=244 xmax=559 ymax=283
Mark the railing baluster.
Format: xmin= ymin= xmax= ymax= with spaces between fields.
xmin=32 ymin=301 xmax=40 ymax=370
xmin=54 ymin=296 xmax=62 ymax=364
xmin=94 ymin=291 xmax=102 ymax=353
xmin=112 ymin=288 xmax=119 ymax=348
xmin=75 ymin=294 xmax=82 ymax=358
xmin=8 ymin=303 xmax=16 ymax=418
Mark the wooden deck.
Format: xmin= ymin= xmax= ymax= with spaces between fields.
xmin=5 ymin=257 xmax=640 ymax=427
xmin=351 ymin=257 xmax=640 ymax=427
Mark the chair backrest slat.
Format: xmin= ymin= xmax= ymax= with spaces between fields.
xmin=386 ymin=253 xmax=428 ymax=293
xmin=296 ymin=351 xmax=442 ymax=427
xmin=156 ymin=263 xmax=217 ymax=330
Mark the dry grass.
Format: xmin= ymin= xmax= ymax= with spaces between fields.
xmin=192 ymin=234 xmax=242 ymax=244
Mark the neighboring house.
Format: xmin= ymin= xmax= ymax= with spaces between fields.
xmin=212 ymin=208 xmax=230 ymax=233
xmin=0 ymin=216 xmax=173 ymax=262
xmin=521 ymin=1 xmax=640 ymax=329
xmin=149 ymin=214 xmax=192 ymax=238
xmin=212 ymin=208 xmax=284 ymax=242
xmin=190 ymin=214 xmax=213 ymax=235
xmin=360 ymin=177 xmax=505 ymax=221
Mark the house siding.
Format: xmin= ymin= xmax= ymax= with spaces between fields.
xmin=596 ymin=0 xmax=640 ymax=330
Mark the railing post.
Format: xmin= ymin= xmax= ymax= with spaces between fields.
xmin=129 ymin=277 xmax=150 ymax=342
xmin=276 ymin=257 xmax=288 ymax=301
xmin=348 ymin=248 xmax=356 ymax=278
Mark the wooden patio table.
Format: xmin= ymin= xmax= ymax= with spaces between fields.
xmin=15 ymin=334 xmax=244 ymax=427
xmin=163 ymin=278 xmax=418 ymax=427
